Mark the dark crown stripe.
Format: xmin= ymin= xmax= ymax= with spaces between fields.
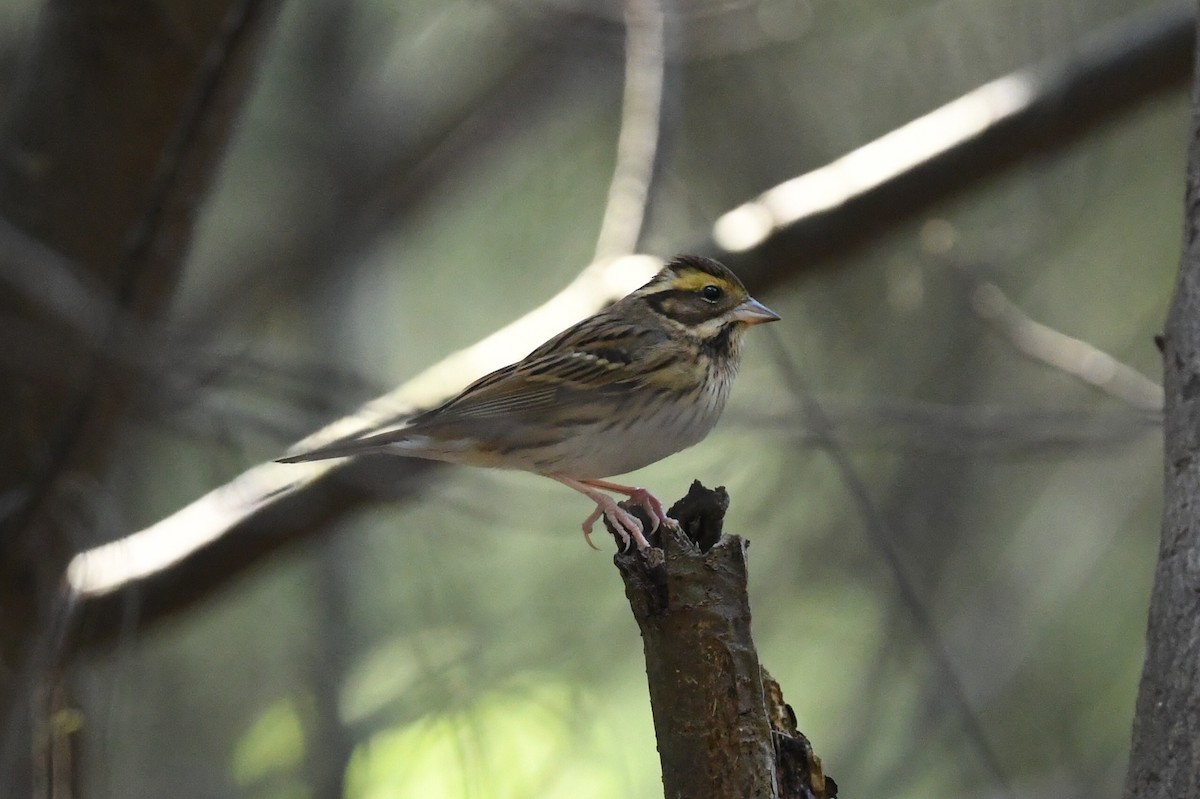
xmin=666 ymin=254 xmax=728 ymax=276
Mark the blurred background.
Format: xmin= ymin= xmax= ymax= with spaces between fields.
xmin=0 ymin=0 xmax=1186 ymax=797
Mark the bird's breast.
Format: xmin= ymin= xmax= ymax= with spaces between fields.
xmin=533 ymin=380 xmax=732 ymax=479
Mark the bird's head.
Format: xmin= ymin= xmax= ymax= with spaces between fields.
xmin=636 ymin=255 xmax=780 ymax=341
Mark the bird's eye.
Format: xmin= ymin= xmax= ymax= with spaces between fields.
xmin=700 ymin=284 xmax=723 ymax=302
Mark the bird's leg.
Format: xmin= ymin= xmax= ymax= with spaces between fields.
xmin=552 ymin=476 xmax=651 ymax=552
xmin=578 ymin=478 xmax=678 ymax=534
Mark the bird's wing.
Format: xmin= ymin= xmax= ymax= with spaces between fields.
xmin=422 ymin=314 xmax=672 ymax=425
xmin=277 ymin=311 xmax=675 ymax=462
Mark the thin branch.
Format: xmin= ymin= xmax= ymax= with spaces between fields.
xmin=63 ymin=0 xmax=673 ymax=607
xmin=5 ymin=0 xmax=285 ymax=539
xmin=765 ymin=330 xmax=1015 ymax=799
xmin=0 ymin=1 xmax=285 ymax=790
xmin=594 ymin=0 xmax=666 ymax=260
xmin=60 ymin=3 xmax=1191 ymax=653
xmin=716 ymin=2 xmax=1193 ymax=283
xmin=115 ymin=0 xmax=274 ymax=303
xmin=969 ymin=278 xmax=1164 ymax=411
xmin=0 ymin=214 xmax=374 ymax=438
xmin=732 ymin=400 xmax=1159 ymax=454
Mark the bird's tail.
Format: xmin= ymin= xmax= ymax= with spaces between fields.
xmin=276 ymin=427 xmax=413 ymax=464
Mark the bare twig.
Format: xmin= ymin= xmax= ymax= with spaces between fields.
xmin=732 ymin=400 xmax=1159 ymax=454
xmin=64 ymin=0 xmax=672 ymax=605
xmin=594 ymin=0 xmax=666 ymax=259
xmin=765 ymin=329 xmax=1015 ymax=799
xmin=716 ymin=2 xmax=1192 ymax=283
xmin=61 ymin=3 xmax=1190 ymax=651
xmin=0 ymin=214 xmax=373 ymax=441
xmin=1 ymin=0 xmax=285 ymax=792
xmin=969 ymin=279 xmax=1164 ymax=411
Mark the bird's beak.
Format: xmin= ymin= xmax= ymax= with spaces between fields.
xmin=731 ymin=297 xmax=781 ymax=325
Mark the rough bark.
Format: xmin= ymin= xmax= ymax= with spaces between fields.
xmin=1123 ymin=11 xmax=1200 ymax=798
xmin=613 ymin=483 xmax=836 ymax=799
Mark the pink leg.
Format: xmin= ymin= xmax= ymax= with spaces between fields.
xmin=552 ymin=476 xmax=652 ymax=552
xmin=578 ymin=478 xmax=678 ymax=534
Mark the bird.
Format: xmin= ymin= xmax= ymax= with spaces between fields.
xmin=277 ymin=255 xmax=779 ymax=552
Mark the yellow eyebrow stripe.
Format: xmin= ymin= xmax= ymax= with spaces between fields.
xmin=670 ymin=271 xmax=724 ymax=291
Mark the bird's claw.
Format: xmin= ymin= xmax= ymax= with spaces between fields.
xmin=582 ymin=500 xmax=650 ymax=552
xmin=580 ymin=506 xmax=603 ymax=551
xmin=626 ymin=487 xmax=677 ymax=536
xmin=555 ymin=476 xmax=663 ymax=553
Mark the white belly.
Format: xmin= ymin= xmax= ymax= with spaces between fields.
xmin=534 ymin=386 xmax=731 ymax=478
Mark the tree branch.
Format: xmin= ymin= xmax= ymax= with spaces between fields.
xmin=614 ymin=483 xmax=836 ymax=799
xmin=62 ymin=3 xmax=1192 ymax=655
xmin=718 ymin=2 xmax=1193 ymax=284
xmin=1123 ymin=11 xmax=1200 ymax=798
xmin=0 ymin=0 xmax=284 ymax=791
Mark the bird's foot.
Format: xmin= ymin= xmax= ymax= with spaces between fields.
xmin=551 ymin=475 xmax=661 ymax=553
xmin=581 ymin=496 xmax=650 ymax=552
xmin=623 ymin=487 xmax=679 ymax=535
